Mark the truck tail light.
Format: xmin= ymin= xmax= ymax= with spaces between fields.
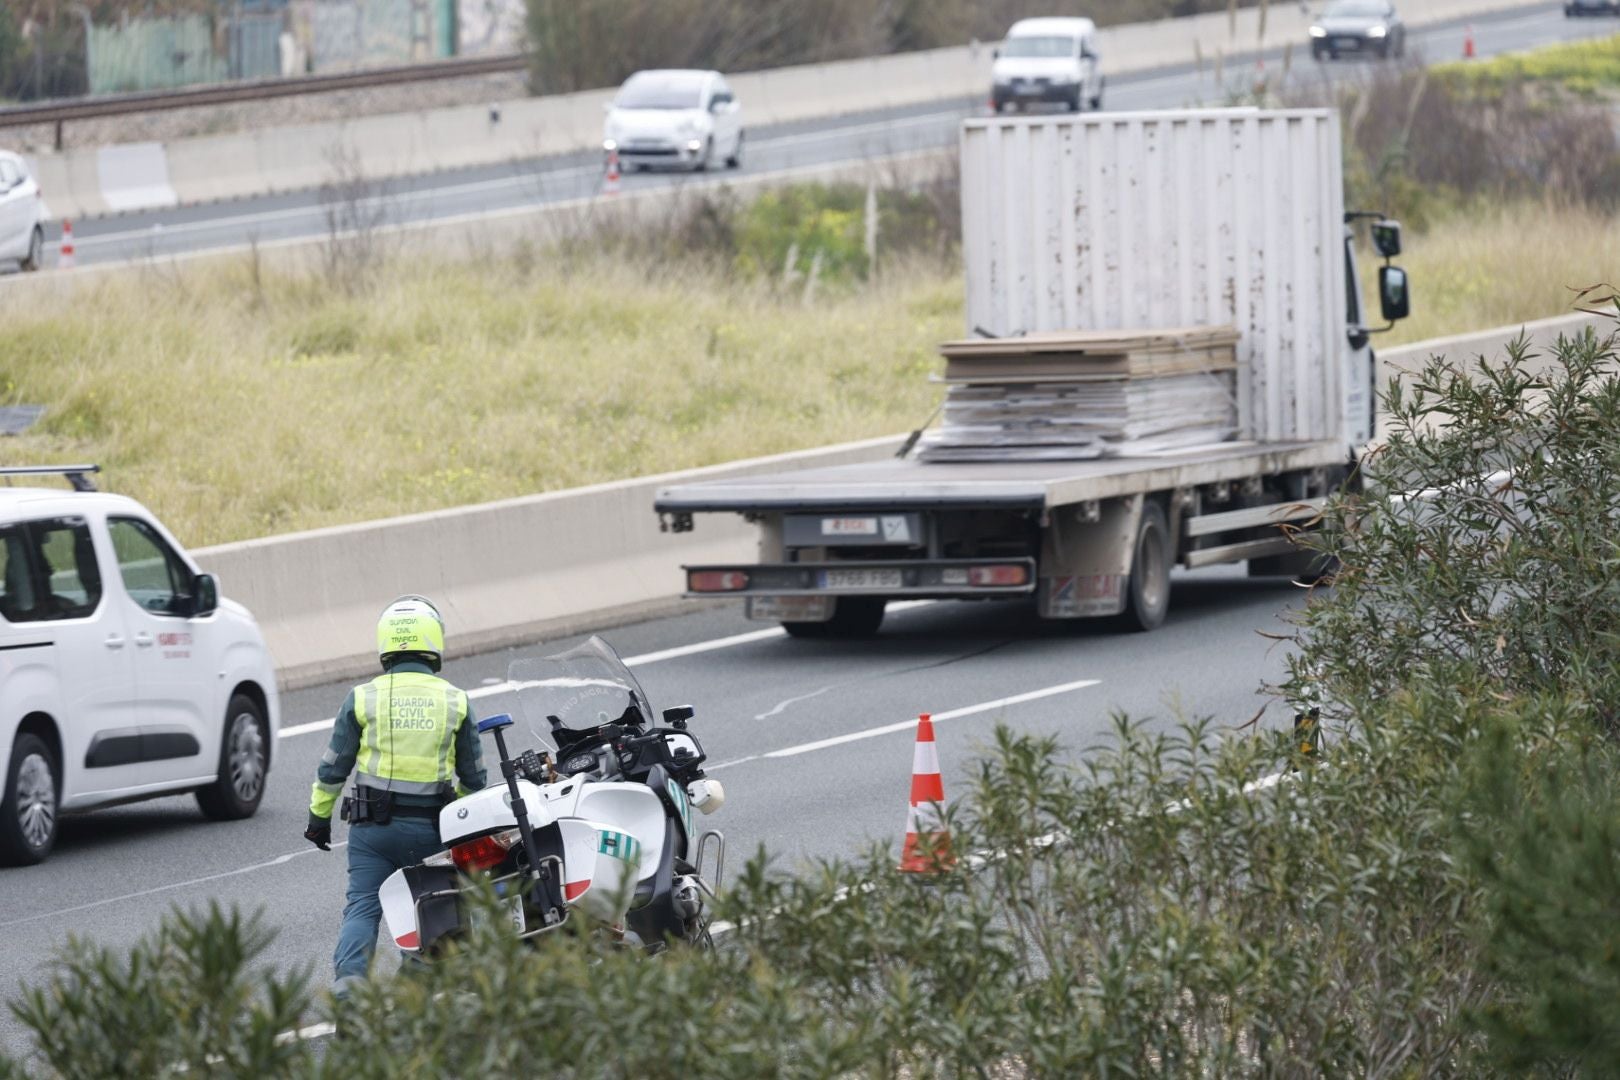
xmin=449 ymin=828 xmax=520 ymax=874
xmin=968 ymin=564 xmax=1028 ymax=587
xmin=689 ymin=570 xmax=749 ymax=593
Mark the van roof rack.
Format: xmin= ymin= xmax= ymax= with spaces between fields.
xmin=0 ymin=465 xmax=100 ymax=492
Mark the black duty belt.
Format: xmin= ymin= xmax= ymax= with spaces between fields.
xmin=389 ymin=803 xmax=442 ymax=820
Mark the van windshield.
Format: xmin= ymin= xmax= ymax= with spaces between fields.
xmin=1002 ymin=35 xmax=1077 ymax=58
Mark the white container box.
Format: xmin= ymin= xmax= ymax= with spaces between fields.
xmin=960 ymin=108 xmax=1351 ymax=444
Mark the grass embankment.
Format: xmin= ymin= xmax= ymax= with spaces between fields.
xmin=1367 ymin=202 xmax=1620 ymax=347
xmin=0 ymin=260 xmax=955 ymax=548
xmin=0 ymin=195 xmax=1613 ymax=548
xmin=1435 ymin=31 xmax=1620 ymax=97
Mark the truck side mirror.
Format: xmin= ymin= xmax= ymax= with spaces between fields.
xmin=1371 ymin=220 xmax=1402 ymax=258
xmin=1379 ymin=266 xmax=1410 ymax=322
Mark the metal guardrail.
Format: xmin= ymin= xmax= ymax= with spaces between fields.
xmin=0 ymin=52 xmax=527 ymax=147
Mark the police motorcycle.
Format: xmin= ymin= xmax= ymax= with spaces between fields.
xmin=379 ymin=636 xmax=725 ymax=956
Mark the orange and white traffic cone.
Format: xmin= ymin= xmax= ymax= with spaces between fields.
xmin=1463 ymin=25 xmax=1476 ymax=59
xmin=898 ymin=713 xmax=955 ymax=873
xmin=603 ymin=148 xmax=621 ymax=196
xmin=58 ymin=219 xmax=75 ymax=270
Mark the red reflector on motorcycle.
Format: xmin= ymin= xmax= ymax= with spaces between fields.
xmin=396 ymin=930 xmax=420 ymax=949
xmin=565 ymin=879 xmax=590 ymax=901
xmin=451 ymin=832 xmax=513 ymax=874
xmin=968 ymin=564 xmax=1028 ymax=587
xmin=688 ymin=570 xmax=749 ymax=593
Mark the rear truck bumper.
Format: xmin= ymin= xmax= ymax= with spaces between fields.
xmin=683 ymin=557 xmax=1037 ymax=603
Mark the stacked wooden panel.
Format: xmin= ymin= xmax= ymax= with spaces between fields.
xmin=917 ymin=327 xmax=1240 ymax=462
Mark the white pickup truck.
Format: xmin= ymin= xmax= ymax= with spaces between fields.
xmin=654 ymin=108 xmax=1411 ymax=637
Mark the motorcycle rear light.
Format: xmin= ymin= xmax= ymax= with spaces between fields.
xmin=968 ymin=564 xmax=1028 ymax=587
xmin=450 ymin=828 xmax=520 ymax=874
xmin=688 ymin=569 xmax=749 ymax=593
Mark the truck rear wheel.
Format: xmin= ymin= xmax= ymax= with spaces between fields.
xmin=1119 ymin=501 xmax=1171 ymax=632
xmin=783 ymin=597 xmax=887 ymax=639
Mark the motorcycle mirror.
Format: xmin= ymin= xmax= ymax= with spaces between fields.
xmin=662 ymin=705 xmax=695 ymax=727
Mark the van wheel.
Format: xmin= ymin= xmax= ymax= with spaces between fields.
xmin=1119 ymin=501 xmax=1171 ymax=632
xmin=197 ymin=694 xmax=268 ymax=821
xmin=20 ymin=227 xmax=43 ymax=273
xmin=726 ymin=131 xmax=744 ymax=168
xmin=1 ymin=733 xmax=59 ymax=866
xmin=784 ymin=597 xmax=887 ymax=639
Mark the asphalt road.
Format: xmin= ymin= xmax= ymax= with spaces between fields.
xmin=0 ymin=567 xmax=1303 ymax=1057
xmin=15 ymin=1 xmax=1616 ymax=269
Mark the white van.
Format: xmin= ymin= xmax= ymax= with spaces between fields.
xmin=0 ymin=466 xmax=280 ymax=865
xmin=991 ymin=17 xmax=1103 ymax=113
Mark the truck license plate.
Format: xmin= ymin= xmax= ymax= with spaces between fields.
xmin=822 ymin=517 xmax=878 ymax=536
xmin=819 ymin=568 xmax=903 ymax=590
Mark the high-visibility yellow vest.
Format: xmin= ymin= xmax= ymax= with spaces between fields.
xmin=352 ymin=670 xmax=469 ymax=795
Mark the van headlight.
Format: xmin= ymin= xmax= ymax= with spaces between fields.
xmin=1309 ymin=25 xmax=1327 ymax=36
xmin=1367 ymin=24 xmax=1387 ymax=37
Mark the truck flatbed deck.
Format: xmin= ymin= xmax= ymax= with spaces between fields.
xmin=655 ymin=439 xmax=1348 ymax=515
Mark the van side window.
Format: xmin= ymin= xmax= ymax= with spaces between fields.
xmin=0 ymin=524 xmax=42 ymax=623
xmin=108 ymin=517 xmax=195 ymax=616
xmin=28 ymin=518 xmax=102 ymax=619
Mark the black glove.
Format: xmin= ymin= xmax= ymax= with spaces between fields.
xmin=305 ymin=818 xmax=332 ymax=851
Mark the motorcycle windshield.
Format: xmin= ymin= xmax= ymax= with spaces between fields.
xmin=507 ymin=636 xmax=653 ymax=756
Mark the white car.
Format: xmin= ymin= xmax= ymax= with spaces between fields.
xmin=0 ymin=151 xmax=45 ymax=273
xmin=0 ymin=466 xmax=280 ymax=865
xmin=991 ymin=16 xmax=1104 ymax=113
xmin=603 ymin=69 xmax=744 ymax=172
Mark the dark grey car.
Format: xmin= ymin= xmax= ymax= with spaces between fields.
xmin=1309 ymin=0 xmax=1406 ymax=59
xmin=1566 ymin=0 xmax=1620 ymax=16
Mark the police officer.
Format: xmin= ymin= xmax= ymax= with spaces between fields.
xmin=304 ymin=594 xmax=486 ymax=995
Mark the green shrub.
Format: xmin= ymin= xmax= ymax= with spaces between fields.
xmin=6 ymin=904 xmax=313 ymax=1078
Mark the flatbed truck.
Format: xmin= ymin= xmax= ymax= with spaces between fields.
xmin=654 ymin=108 xmax=1411 ymax=636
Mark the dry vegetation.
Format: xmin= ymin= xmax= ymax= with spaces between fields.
xmin=1366 ymin=202 xmax=1620 ymax=347
xmin=0 ymin=253 xmax=955 ymax=548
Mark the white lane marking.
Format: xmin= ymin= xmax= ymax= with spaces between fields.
xmin=0 ymin=841 xmax=349 ymax=930
xmin=276 ymin=601 xmax=935 ymax=740
xmin=707 ymin=677 xmax=1102 ymax=770
xmin=279 ymin=716 xmax=343 ymax=738
xmin=282 ymin=1022 xmax=337 ymax=1045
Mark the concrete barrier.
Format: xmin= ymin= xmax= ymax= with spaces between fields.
xmin=196 ymin=435 xmax=906 ymax=691
xmin=96 ymin=143 xmax=178 ymax=211
xmin=188 ymin=309 xmax=1614 ymax=691
xmin=1378 ymin=310 xmax=1613 ymax=377
xmin=34 ymin=0 xmax=1547 ymax=222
